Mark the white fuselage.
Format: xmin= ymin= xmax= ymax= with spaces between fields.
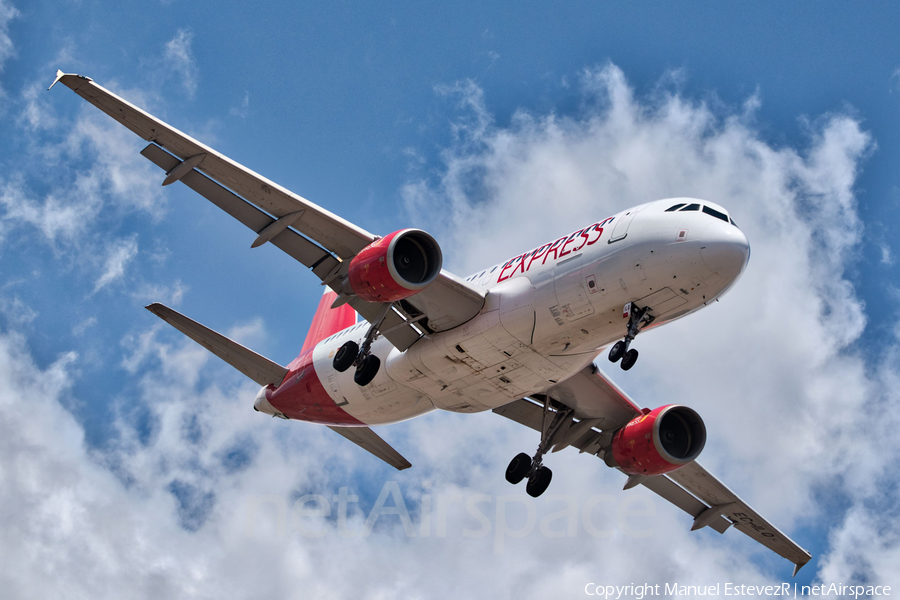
xmin=286 ymin=198 xmax=750 ymax=425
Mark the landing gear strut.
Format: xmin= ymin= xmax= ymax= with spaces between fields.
xmin=505 ymin=396 xmax=574 ymax=498
xmin=332 ymin=303 xmax=392 ymax=387
xmin=608 ymin=302 xmax=654 ymax=371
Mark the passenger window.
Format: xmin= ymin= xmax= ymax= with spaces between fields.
xmin=679 ymin=204 xmax=700 ymax=212
xmin=702 ymin=205 xmax=729 ymax=222
xmin=665 ymin=203 xmax=686 ymax=212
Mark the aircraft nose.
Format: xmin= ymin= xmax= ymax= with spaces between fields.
xmin=699 ymin=221 xmax=750 ymax=279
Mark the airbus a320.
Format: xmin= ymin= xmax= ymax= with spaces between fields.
xmin=52 ymin=70 xmax=811 ymax=575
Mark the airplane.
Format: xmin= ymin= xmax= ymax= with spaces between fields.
xmin=51 ymin=70 xmax=811 ymax=575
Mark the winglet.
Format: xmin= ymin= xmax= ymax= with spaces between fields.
xmin=48 ymin=70 xmax=93 ymax=91
xmin=47 ymin=69 xmax=66 ymax=91
xmin=792 ymin=555 xmax=811 ymax=578
xmin=623 ymin=474 xmax=647 ymax=490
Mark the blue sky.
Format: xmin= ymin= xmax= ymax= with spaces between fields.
xmin=1 ymin=1 xmax=899 ymax=597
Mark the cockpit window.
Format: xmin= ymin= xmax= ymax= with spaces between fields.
xmin=702 ymin=205 xmax=729 ymax=222
xmin=679 ymin=203 xmax=700 ymax=212
xmin=730 ymin=218 xmax=738 ymax=227
xmin=665 ymin=203 xmax=686 ymax=212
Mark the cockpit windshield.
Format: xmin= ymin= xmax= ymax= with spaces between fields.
xmin=665 ymin=202 xmax=739 ymax=228
xmin=702 ymin=205 xmax=728 ymax=222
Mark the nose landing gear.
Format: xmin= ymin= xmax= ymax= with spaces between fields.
xmin=608 ymin=302 xmax=654 ymax=371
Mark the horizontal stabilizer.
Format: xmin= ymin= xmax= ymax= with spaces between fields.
xmin=146 ymin=303 xmax=288 ymax=387
xmin=146 ymin=303 xmax=409 ymax=470
xmin=327 ymin=426 xmax=412 ymax=471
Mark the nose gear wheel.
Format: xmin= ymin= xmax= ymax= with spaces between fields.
xmin=608 ymin=302 xmax=654 ymax=370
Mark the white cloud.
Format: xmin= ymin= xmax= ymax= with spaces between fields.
xmin=164 ymin=29 xmax=198 ymax=98
xmin=66 ymin=103 xmax=169 ymax=218
xmin=404 ymin=64 xmax=899 ymax=583
xmin=0 ymin=63 xmax=897 ymax=596
xmin=229 ymin=90 xmax=250 ymax=118
xmin=19 ymin=80 xmax=57 ymax=131
xmin=0 ymin=0 xmax=19 ymax=98
xmin=881 ymin=243 xmax=893 ymax=266
xmin=0 ymin=321 xmax=782 ymax=598
xmin=0 ymin=175 xmax=101 ymax=245
xmin=130 ymin=280 xmax=188 ymax=306
xmin=92 ymin=236 xmax=138 ymax=294
xmin=2 ymin=88 xmax=166 ymax=248
xmin=72 ymin=316 xmax=97 ymax=336
xmin=0 ymin=295 xmax=37 ymax=326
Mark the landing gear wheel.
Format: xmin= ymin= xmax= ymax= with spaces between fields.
xmin=505 ymin=453 xmax=533 ymax=484
xmin=526 ymin=466 xmax=553 ymax=498
xmin=333 ymin=341 xmax=359 ymax=372
xmin=621 ymin=348 xmax=639 ymax=371
xmin=608 ymin=341 xmax=627 ymax=363
xmin=353 ymin=354 xmax=381 ymax=386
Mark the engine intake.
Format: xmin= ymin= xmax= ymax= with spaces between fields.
xmin=609 ymin=405 xmax=706 ymax=476
xmin=346 ymin=229 xmax=443 ymax=303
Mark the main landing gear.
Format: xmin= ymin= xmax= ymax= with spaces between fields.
xmin=505 ymin=396 xmax=574 ymax=498
xmin=332 ymin=303 xmax=391 ymax=387
xmin=608 ymin=302 xmax=655 ymax=371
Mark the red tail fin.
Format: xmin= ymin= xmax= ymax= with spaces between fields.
xmin=299 ymin=290 xmax=357 ymax=356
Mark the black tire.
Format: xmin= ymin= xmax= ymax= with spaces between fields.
xmin=333 ymin=341 xmax=359 ymax=372
xmin=526 ymin=466 xmax=552 ymax=498
xmin=608 ymin=341 xmax=626 ymax=363
xmin=354 ymin=354 xmax=381 ymax=386
xmin=505 ymin=453 xmax=532 ymax=484
xmin=621 ymin=348 xmax=639 ymax=371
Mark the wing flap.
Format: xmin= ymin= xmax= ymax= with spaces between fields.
xmin=327 ymin=426 xmax=412 ymax=471
xmin=639 ymin=474 xmax=731 ymax=534
xmin=146 ymin=303 xmax=288 ymax=387
xmin=141 ymin=144 xmax=341 ymax=278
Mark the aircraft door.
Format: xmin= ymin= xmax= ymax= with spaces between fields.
xmin=496 ymin=276 xmax=536 ymax=345
xmin=609 ymin=203 xmax=649 ymax=243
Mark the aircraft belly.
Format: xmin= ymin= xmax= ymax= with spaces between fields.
xmin=386 ymin=308 xmax=579 ymax=413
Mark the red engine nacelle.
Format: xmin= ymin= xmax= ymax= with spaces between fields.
xmin=610 ymin=405 xmax=706 ymax=476
xmin=346 ymin=229 xmax=443 ymax=303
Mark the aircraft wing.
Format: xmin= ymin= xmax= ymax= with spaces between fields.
xmin=52 ymin=71 xmax=485 ymax=351
xmin=492 ymin=364 xmax=812 ymax=576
